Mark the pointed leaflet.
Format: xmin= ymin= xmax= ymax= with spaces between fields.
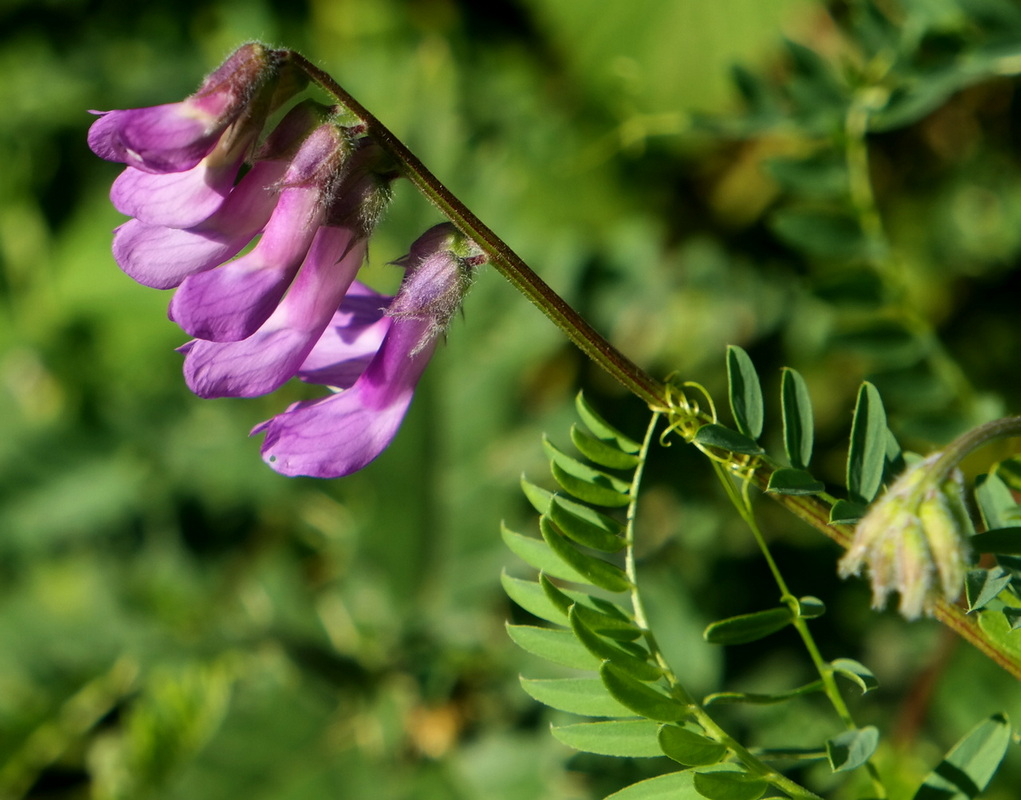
xmin=781 ymin=367 xmax=813 ymax=470
xmin=703 ymin=681 xmax=824 ymax=707
xmin=703 ymin=607 xmax=793 ymax=645
xmin=505 ymin=624 xmax=600 ymax=671
xmin=519 ymin=677 xmax=632 ymax=717
xmin=600 ymin=663 xmax=689 ymax=722
xmin=726 ymin=345 xmax=764 ymax=441
xmin=693 ymin=424 xmax=764 ymax=456
xmin=658 ymin=725 xmax=727 ymax=766
xmin=540 ymin=516 xmax=631 ymax=593
xmin=575 ymin=391 xmax=641 ymax=454
xmin=541 ymin=576 xmax=639 ymax=640
xmin=965 ymin=567 xmax=1013 ymax=613
xmin=571 ymin=424 xmax=641 ymax=470
xmin=912 ymin=713 xmax=1012 ymax=800
xmin=847 ymin=382 xmax=888 ymax=505
xmin=501 ymin=572 xmax=563 ymax=624
xmin=692 ymin=770 xmax=768 ymax=800
xmin=976 ymin=473 xmax=1021 ymax=529
xmin=549 ymin=495 xmax=625 ymax=553
xmin=551 ymin=720 xmax=663 ymax=758
xmin=604 ymin=765 xmax=745 ymax=800
xmin=501 ymin=523 xmax=587 ymax=583
xmin=830 ymin=658 xmax=878 ymax=694
xmin=767 ymin=467 xmax=824 ymax=496
xmin=520 ymin=477 xmax=554 ymax=514
xmin=569 ymin=606 xmax=662 ymax=682
xmin=826 ymin=726 xmax=879 ymax=773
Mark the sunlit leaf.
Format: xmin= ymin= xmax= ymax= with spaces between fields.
xmin=506 ymin=624 xmax=600 ymax=670
xmin=726 ymin=345 xmax=764 ymax=441
xmin=551 ymin=461 xmax=632 ymax=507
xmin=570 ymin=424 xmax=641 ymax=470
xmin=569 ymin=606 xmax=661 ymax=681
xmin=501 ymin=523 xmax=587 ymax=583
xmin=520 ymin=477 xmax=554 ymax=515
xmin=703 ymin=607 xmax=792 ymax=645
xmin=501 ymin=572 xmax=563 ymax=624
xmin=549 ymin=495 xmax=625 ymax=553
xmin=692 ymin=769 xmax=768 ymax=800
xmin=965 ymin=567 xmax=1013 ymax=614
xmin=826 ymin=726 xmax=879 ymax=773
xmin=541 ymin=576 xmax=639 ymax=641
xmin=600 ymin=663 xmax=690 ymax=722
xmin=540 ymin=516 xmax=631 ymax=593
xmin=519 ymin=677 xmax=632 ymax=717
xmin=847 ymin=382 xmax=888 ymax=505
xmin=831 ymin=658 xmax=878 ymax=694
xmin=657 ymin=725 xmax=727 ymax=766
xmin=797 ymin=596 xmax=825 ymax=619
xmin=912 ymin=713 xmax=1012 ymax=800
xmin=551 ymin=719 xmax=663 ymax=757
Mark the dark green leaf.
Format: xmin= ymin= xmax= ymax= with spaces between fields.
xmin=600 ymin=663 xmax=690 ymax=722
xmin=703 ymin=607 xmax=793 ymax=645
xmin=965 ymin=568 xmax=1013 ymax=614
xmin=505 ymin=624 xmax=599 ymax=671
xmin=501 ymin=523 xmax=587 ymax=582
xmin=519 ymin=677 xmax=632 ymax=717
xmin=540 ymin=516 xmax=631 ymax=593
xmin=693 ymin=424 xmax=764 ymax=456
xmin=545 ymin=437 xmax=631 ymax=494
xmin=541 ymin=576 xmax=639 ymax=640
xmin=571 ymin=424 xmax=641 ymax=470
xmin=657 ymin=725 xmax=727 ymax=766
xmin=830 ymin=499 xmax=867 ymax=525
xmin=501 ymin=572 xmax=562 ymax=624
xmin=604 ymin=766 xmax=743 ymax=799
xmin=831 ymin=658 xmax=878 ymax=694
xmin=726 ymin=345 xmax=764 ymax=441
xmin=569 ymin=606 xmax=661 ymax=681
xmin=575 ymin=392 xmax=641 ymax=453
xmin=972 ymin=527 xmax=1021 ymax=555
xmin=551 ymin=461 xmax=631 ymax=507
xmin=551 ymin=719 xmax=663 ymax=757
xmin=692 ymin=769 xmax=768 ymax=800
xmin=912 ymin=713 xmax=1012 ymax=800
xmin=797 ymin=596 xmax=826 ymax=619
xmin=826 ymin=726 xmax=879 ymax=772
xmin=703 ymin=681 xmax=824 ymax=707
xmin=1004 ymin=608 xmax=1021 ymax=630
xmin=549 ymin=495 xmax=625 ymax=553
xmin=847 ymin=382 xmax=888 ymax=505
xmin=781 ymin=368 xmax=813 ymax=469
xmin=767 ymin=467 xmax=825 ymax=496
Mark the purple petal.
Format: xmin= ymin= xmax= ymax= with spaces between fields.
xmin=168 ymin=184 xmax=328 ymax=341
xmin=112 ymin=158 xmax=289 ymax=290
xmin=254 ymin=312 xmax=439 ymax=478
xmin=181 ymin=228 xmax=367 ymax=398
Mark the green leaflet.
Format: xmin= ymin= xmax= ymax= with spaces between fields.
xmin=569 ymin=606 xmax=662 ymax=682
xmin=657 ymin=725 xmax=727 ymax=766
xmin=726 ymin=345 xmax=764 ymax=441
xmin=575 ymin=391 xmax=641 ymax=454
xmin=540 ymin=576 xmax=639 ymax=640
xmin=551 ymin=719 xmax=663 ymax=758
xmin=500 ymin=523 xmax=587 ymax=583
xmin=847 ymin=382 xmax=888 ymax=506
xmin=692 ymin=769 xmax=768 ymax=800
xmin=548 ymin=494 xmax=625 ymax=552
xmin=540 ymin=516 xmax=631 ymax=593
xmin=544 ymin=436 xmax=632 ymax=506
xmin=826 ymin=726 xmax=879 ymax=773
xmin=703 ymin=680 xmax=824 ymax=707
xmin=703 ymin=607 xmax=793 ymax=645
xmin=912 ymin=713 xmax=1012 ymax=800
xmin=518 ymin=677 xmax=632 ymax=718
xmin=767 ymin=467 xmax=824 ymax=496
xmin=505 ymin=624 xmax=600 ymax=671
xmin=965 ymin=567 xmax=1013 ymax=613
xmin=603 ymin=765 xmax=743 ymax=800
xmin=830 ymin=658 xmax=878 ymax=695
xmin=501 ymin=572 xmax=563 ymax=624
xmin=571 ymin=424 xmax=642 ymax=470
xmin=781 ymin=368 xmax=813 ymax=470
xmin=600 ymin=663 xmax=689 ymax=722
xmin=693 ymin=424 xmax=764 ymax=456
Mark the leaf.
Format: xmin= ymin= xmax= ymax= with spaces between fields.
xmin=519 ymin=677 xmax=632 ymax=717
xmin=829 ymin=499 xmax=867 ymax=525
xmin=570 ymin=424 xmax=641 ymax=470
xmin=965 ymin=568 xmax=1013 ymax=614
xmin=693 ymin=424 xmax=764 ymax=456
xmin=540 ymin=576 xmax=639 ymax=640
xmin=604 ymin=765 xmax=743 ymax=799
xmin=540 ymin=516 xmax=631 ymax=593
xmin=551 ymin=719 xmax=663 ymax=757
xmin=692 ymin=769 xmax=768 ymax=800
xmin=847 ymin=382 xmax=888 ymax=505
xmin=977 ymin=609 xmax=1021 ymax=663
xmin=703 ymin=680 xmax=824 ymax=707
xmin=569 ymin=606 xmax=661 ymax=682
xmin=520 ymin=477 xmax=554 ymax=515
xmin=971 ymin=527 xmax=1021 ymax=555
xmin=600 ymin=663 xmax=690 ymax=722
xmin=505 ymin=624 xmax=600 ymax=671
xmin=767 ymin=467 xmax=824 ymax=496
xmin=976 ymin=473 xmax=1021 ymax=530
xmin=781 ymin=368 xmax=814 ymax=469
xmin=501 ymin=572 xmax=563 ymax=624
xmin=551 ymin=461 xmax=632 ymax=508
xmin=831 ymin=658 xmax=879 ymax=694
xmin=501 ymin=523 xmax=587 ymax=583
xmin=826 ymin=726 xmax=879 ymax=772
xmin=912 ymin=713 xmax=1012 ymax=800
xmin=549 ymin=495 xmax=625 ymax=553
xmin=657 ymin=725 xmax=727 ymax=766
xmin=726 ymin=345 xmax=764 ymax=441
xmin=703 ymin=607 xmax=793 ymax=645
xmin=575 ymin=391 xmax=641 ymax=453
xmin=797 ymin=596 xmax=826 ymax=619
xmin=1004 ymin=608 xmax=1021 ymax=631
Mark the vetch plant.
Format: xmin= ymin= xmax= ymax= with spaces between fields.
xmin=82 ymin=7 xmax=1021 ymax=798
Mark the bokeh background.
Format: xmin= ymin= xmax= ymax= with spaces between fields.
xmin=3 ymin=0 xmax=1021 ymax=797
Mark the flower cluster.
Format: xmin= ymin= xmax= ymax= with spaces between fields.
xmin=839 ymin=453 xmax=973 ymax=619
xmin=89 ymin=43 xmax=484 ymax=477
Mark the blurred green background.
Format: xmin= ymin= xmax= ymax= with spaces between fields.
xmin=3 ymin=0 xmax=1021 ymax=797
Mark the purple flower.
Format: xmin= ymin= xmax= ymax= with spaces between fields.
xmin=253 ymin=224 xmax=482 ymax=478
xmin=88 ymin=43 xmax=300 ymax=175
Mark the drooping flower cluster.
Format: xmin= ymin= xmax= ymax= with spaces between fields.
xmin=89 ymin=43 xmax=484 ymax=478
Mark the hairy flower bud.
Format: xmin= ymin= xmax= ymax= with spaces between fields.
xmin=839 ymin=454 xmax=973 ymax=619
